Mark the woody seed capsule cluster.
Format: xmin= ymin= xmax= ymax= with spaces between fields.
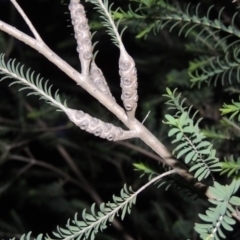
xmin=90 ymin=61 xmax=115 ymax=101
xmin=69 ymin=0 xmax=93 ymax=75
xmin=66 ymin=109 xmax=134 ymax=141
xmin=119 ymin=50 xmax=138 ymax=117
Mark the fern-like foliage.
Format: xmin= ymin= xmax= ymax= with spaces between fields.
xmin=10 ymin=170 xmax=175 ymax=240
xmin=0 ymin=54 xmax=67 ymax=112
xmin=134 ymin=162 xmax=198 ymax=200
xmin=9 ymin=232 xmax=44 ymax=240
xmin=86 ymin=0 xmax=126 ymax=47
xmin=220 ymin=98 xmax=240 ymax=121
xmin=114 ymin=2 xmax=240 ymax=41
xmin=195 ymin=179 xmax=240 ymax=240
xmin=8 ymin=185 xmax=135 ymax=240
xmin=154 ymin=3 xmax=240 ymax=88
xmin=133 ymin=162 xmax=158 ymax=179
xmin=163 ymin=88 xmax=221 ymax=181
xmin=190 ymin=48 xmax=240 ymax=86
xmin=52 ymin=184 xmax=136 ymax=240
xmin=157 ymin=5 xmax=240 ymax=43
xmin=134 ymin=162 xmax=171 ymax=189
xmin=201 ymin=127 xmax=231 ymax=141
xmin=133 ymin=163 xmax=174 ymax=190
xmin=221 ymin=156 xmax=240 ymax=177
xmin=114 ymin=1 xmax=240 ymax=88
xmin=185 ymin=28 xmax=227 ymax=54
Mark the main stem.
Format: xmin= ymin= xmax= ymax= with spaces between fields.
xmin=0 ymin=20 xmax=210 ymax=198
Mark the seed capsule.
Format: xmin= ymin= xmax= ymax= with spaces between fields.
xmin=69 ymin=0 xmax=93 ymax=75
xmin=119 ymin=50 xmax=138 ymax=115
xmin=66 ymin=109 xmax=131 ymax=141
xmin=90 ymin=61 xmax=115 ymax=101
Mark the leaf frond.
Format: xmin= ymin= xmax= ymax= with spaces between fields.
xmin=220 ymin=97 xmax=240 ymax=122
xmin=163 ymin=88 xmax=221 ymax=181
xmin=86 ymin=0 xmax=123 ymax=47
xmin=0 ymin=54 xmax=68 ymax=112
xmin=190 ymin=47 xmax=240 ymax=87
xmin=195 ymin=179 xmax=240 ymax=240
xmin=114 ymin=1 xmax=240 ymax=48
xmin=221 ymin=155 xmax=240 ymax=177
xmin=134 ymin=161 xmax=199 ymax=201
xmin=13 ymin=170 xmax=174 ymax=240
xmin=201 ymin=127 xmax=231 ymax=141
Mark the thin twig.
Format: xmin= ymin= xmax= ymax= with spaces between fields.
xmin=116 ymin=141 xmax=165 ymax=164
xmin=9 ymin=154 xmax=86 ymax=190
xmin=0 ymin=160 xmax=33 ymax=195
xmin=10 ymin=0 xmax=43 ymax=41
xmin=56 ymin=144 xmax=85 ymax=181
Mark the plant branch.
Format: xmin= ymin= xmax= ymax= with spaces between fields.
xmin=0 ymin=160 xmax=33 ymax=195
xmin=9 ymin=154 xmax=86 ymax=190
xmin=10 ymin=0 xmax=42 ymax=41
xmin=0 ymin=19 xmax=128 ymax=122
xmin=62 ymin=169 xmax=176 ymax=240
xmin=9 ymin=154 xmax=135 ymax=240
xmin=22 ymin=102 xmax=135 ymax=240
xmin=116 ymin=141 xmax=165 ymax=164
xmin=0 ymin=7 xmax=210 ymax=197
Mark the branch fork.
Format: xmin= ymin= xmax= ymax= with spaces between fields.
xmin=0 ymin=0 xmax=212 ymax=200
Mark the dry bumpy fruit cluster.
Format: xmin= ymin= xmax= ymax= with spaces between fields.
xmin=67 ymin=0 xmax=138 ymax=140
xmin=119 ymin=50 xmax=138 ymax=117
xmin=90 ymin=61 xmax=115 ymax=101
xmin=69 ymin=0 xmax=93 ymax=75
xmin=66 ymin=109 xmax=129 ymax=141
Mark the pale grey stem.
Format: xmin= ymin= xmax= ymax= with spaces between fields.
xmin=10 ymin=0 xmax=43 ymax=41
xmin=0 ymin=20 xmax=127 ymax=120
xmin=0 ymin=19 xmax=211 ymax=198
xmin=0 ymin=61 xmax=68 ymax=113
